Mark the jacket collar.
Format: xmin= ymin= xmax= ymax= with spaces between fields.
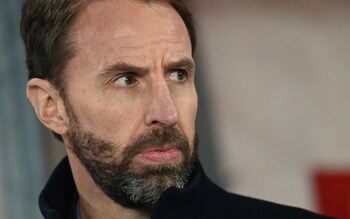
xmin=39 ymin=156 xmax=77 ymax=219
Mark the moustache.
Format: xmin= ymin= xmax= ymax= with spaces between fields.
xmin=121 ymin=127 xmax=190 ymax=162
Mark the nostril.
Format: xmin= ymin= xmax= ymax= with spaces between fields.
xmin=167 ymin=110 xmax=179 ymax=124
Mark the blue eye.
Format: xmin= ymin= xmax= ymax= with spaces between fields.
xmin=168 ymin=69 xmax=187 ymax=81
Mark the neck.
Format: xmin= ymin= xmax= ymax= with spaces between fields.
xmin=66 ymin=151 xmax=151 ymax=219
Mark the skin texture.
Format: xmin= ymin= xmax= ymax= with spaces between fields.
xmin=27 ymin=0 xmax=197 ymax=219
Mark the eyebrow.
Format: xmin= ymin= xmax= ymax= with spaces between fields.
xmin=99 ymin=62 xmax=144 ymax=79
xmin=165 ymin=58 xmax=195 ymax=72
xmin=99 ymin=58 xmax=195 ymax=79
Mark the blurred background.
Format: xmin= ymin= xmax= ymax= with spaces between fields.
xmin=1 ymin=0 xmax=350 ymax=218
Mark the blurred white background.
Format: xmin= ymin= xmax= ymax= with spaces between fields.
xmin=192 ymin=0 xmax=350 ymax=212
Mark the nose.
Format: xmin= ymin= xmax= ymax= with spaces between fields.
xmin=144 ymin=81 xmax=179 ymax=128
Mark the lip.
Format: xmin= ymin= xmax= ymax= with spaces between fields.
xmin=137 ymin=144 xmax=181 ymax=164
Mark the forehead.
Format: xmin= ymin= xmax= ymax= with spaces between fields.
xmin=69 ymin=0 xmax=191 ymax=56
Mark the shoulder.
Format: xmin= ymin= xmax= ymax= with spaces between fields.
xmin=201 ymin=182 xmax=335 ymax=219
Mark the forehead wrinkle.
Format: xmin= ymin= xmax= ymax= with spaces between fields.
xmin=117 ymin=36 xmax=185 ymax=51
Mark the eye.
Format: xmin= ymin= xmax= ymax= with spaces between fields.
xmin=112 ymin=74 xmax=138 ymax=87
xmin=168 ymin=69 xmax=188 ymax=82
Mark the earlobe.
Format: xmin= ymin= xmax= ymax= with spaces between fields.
xmin=27 ymin=78 xmax=69 ymax=135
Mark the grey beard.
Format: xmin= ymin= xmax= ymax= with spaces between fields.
xmin=120 ymin=168 xmax=189 ymax=205
xmin=68 ymin=125 xmax=198 ymax=210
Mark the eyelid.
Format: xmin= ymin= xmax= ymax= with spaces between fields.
xmin=103 ymin=72 xmax=139 ymax=87
xmin=173 ymin=68 xmax=188 ymax=75
xmin=167 ymin=69 xmax=189 ymax=82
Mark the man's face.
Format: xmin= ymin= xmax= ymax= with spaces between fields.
xmin=61 ymin=0 xmax=198 ymax=208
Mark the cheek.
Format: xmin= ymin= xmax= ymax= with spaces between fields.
xmin=99 ymin=108 xmax=137 ymax=133
xmin=70 ymin=97 xmax=137 ymax=137
xmin=185 ymin=98 xmax=198 ymax=127
xmin=184 ymin=88 xmax=198 ymax=121
xmin=177 ymin=89 xmax=198 ymax=136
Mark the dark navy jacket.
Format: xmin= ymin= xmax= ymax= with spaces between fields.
xmin=39 ymin=157 xmax=336 ymax=219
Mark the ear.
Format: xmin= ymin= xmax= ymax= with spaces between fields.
xmin=27 ymin=78 xmax=69 ymax=136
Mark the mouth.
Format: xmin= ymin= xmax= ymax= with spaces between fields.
xmin=136 ymin=143 xmax=182 ymax=164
